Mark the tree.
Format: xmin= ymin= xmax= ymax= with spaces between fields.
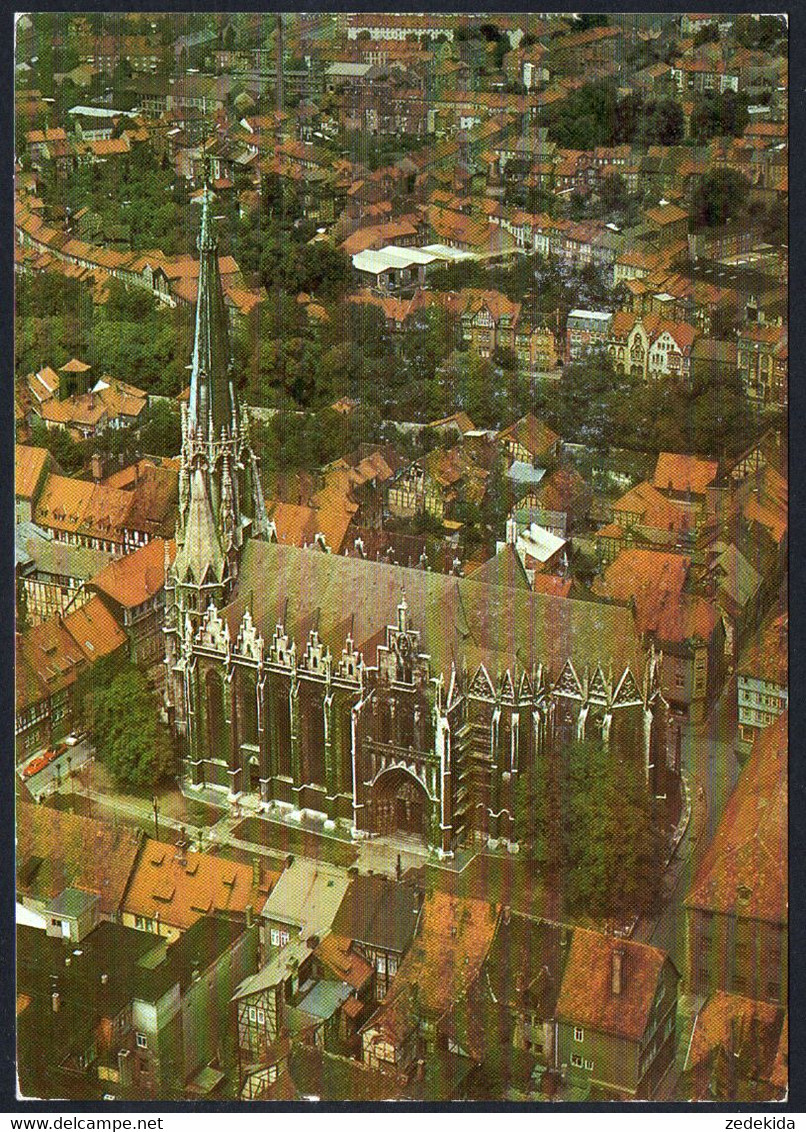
xmin=90 ymin=663 xmax=174 ymax=789
xmin=559 ymin=739 xmax=665 ymax=920
xmin=691 ymin=167 xmax=750 ymax=229
xmin=733 ymin=14 xmax=786 ymax=52
xmin=598 ymin=172 xmax=629 ymax=215
xmin=643 ymin=98 xmax=685 ymax=146
xmin=691 ymin=90 xmax=749 ymax=143
xmin=693 ymin=21 xmax=720 ymax=46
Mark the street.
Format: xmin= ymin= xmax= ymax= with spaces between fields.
xmin=635 ymin=670 xmax=741 ymax=970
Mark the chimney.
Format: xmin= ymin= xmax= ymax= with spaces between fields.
xmin=245 ymin=904 xmax=253 ymax=929
xmin=611 ymin=947 xmax=624 ymax=996
xmin=506 ymin=516 xmax=518 ymax=545
xmin=503 ymin=904 xmax=511 ymax=925
xmin=101 ymin=973 xmax=109 ymax=986
xmin=252 ymin=857 xmax=262 ymax=889
xmin=51 ymin=991 xmax=61 ymax=1013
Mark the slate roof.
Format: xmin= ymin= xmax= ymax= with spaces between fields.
xmin=687 ymin=712 xmax=787 ymax=925
xmin=227 ymin=540 xmax=646 ymax=682
xmin=555 ymin=928 xmax=672 ymax=1043
xmin=330 ymin=873 xmax=423 ymax=956
xmin=468 ymin=544 xmax=532 ymax=592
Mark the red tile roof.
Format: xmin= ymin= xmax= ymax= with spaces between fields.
xmin=15 ymin=445 xmax=51 ymax=501
xmin=556 ymin=928 xmax=669 ymax=1043
xmin=687 ymin=713 xmax=787 ymax=924
xmin=653 ymin=452 xmax=719 ymax=496
xmin=122 ymin=837 xmax=277 ymax=933
xmin=90 ymin=537 xmax=175 ymax=610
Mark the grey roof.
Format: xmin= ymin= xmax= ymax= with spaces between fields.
xmin=712 ymin=544 xmax=762 ymax=609
xmin=50 ymin=886 xmax=100 ymax=919
xmin=229 ymin=540 xmax=646 ymax=682
xmin=296 ymin=979 xmax=352 ymax=1021
xmin=233 ymin=936 xmax=313 ymax=1001
xmin=260 ymin=859 xmax=350 ymax=941
xmin=330 ymin=874 xmax=422 ymax=956
xmin=16 ymin=521 xmax=111 ymax=578
xmin=506 ymin=461 xmax=546 ymax=487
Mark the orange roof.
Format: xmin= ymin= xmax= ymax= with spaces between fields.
xmin=556 ymin=928 xmax=669 ymax=1043
xmin=17 ymin=801 xmax=142 ymax=917
xmin=686 ymin=991 xmax=785 ymax=1079
xmin=313 ymin=934 xmax=373 ymax=991
xmin=384 ymin=890 xmax=498 ymax=1018
xmin=268 ymin=501 xmax=319 ymax=548
xmin=653 ymin=452 xmax=719 ymax=496
xmin=62 ymin=593 xmax=126 ymax=660
xmin=612 ymin=480 xmax=691 ymax=533
xmin=497 ymin=413 xmax=559 ymax=459
xmin=60 ymin=357 xmax=91 ymax=374
xmin=90 ymin=537 xmax=175 ymax=610
xmin=687 ymin=713 xmax=787 ymax=924
xmin=531 ymin=574 xmax=572 ymax=597
xmin=87 ymin=137 xmax=130 ymax=157
xmin=15 ymin=444 xmax=50 ymax=501
xmin=122 ymin=837 xmax=277 ymax=932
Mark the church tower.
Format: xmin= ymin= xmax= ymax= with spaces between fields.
xmin=164 ymin=184 xmax=267 ymax=734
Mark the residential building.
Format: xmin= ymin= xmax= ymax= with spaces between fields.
xmin=497 ymin=413 xmax=560 ymax=466
xmin=554 ymin=929 xmax=679 ymax=1099
xmin=681 ymin=992 xmax=787 ymax=1101
xmin=259 ymin=858 xmax=350 ymax=955
xmin=16 ymin=596 xmax=128 ymax=759
xmin=565 ymin=309 xmax=612 ymax=361
xmin=686 ymin=712 xmax=787 ymax=1005
xmin=88 ymin=537 xmax=176 ymax=669
xmin=329 ymin=874 xmax=424 ymax=1003
xmin=593 ymin=547 xmax=725 ymax=723
xmin=736 ymin=322 xmax=788 ymax=407
xmin=16 ymin=521 xmax=111 ymax=624
xmin=15 ymin=444 xmax=55 ymax=523
xmin=736 ymin=612 xmax=787 ymax=754
xmin=121 ymin=837 xmax=275 ymax=942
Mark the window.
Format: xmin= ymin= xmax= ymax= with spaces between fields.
xmin=257 ymin=1009 xmax=265 ymax=1026
xmin=248 ymin=1006 xmax=257 ymax=1022
xmin=571 ymin=1053 xmax=583 ymax=1068
xmin=136 ymin=1033 xmax=148 ymax=1050
xmin=270 ymin=929 xmax=280 ymax=947
xmin=280 ymin=930 xmax=290 ymax=947
xmin=376 ymin=954 xmax=386 ymax=975
xmin=574 ymin=1027 xmax=584 ymax=1042
xmin=388 ymin=956 xmax=397 ymax=977
xmin=583 ymin=1059 xmax=593 ymax=1071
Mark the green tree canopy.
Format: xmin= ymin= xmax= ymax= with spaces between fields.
xmin=90 ymin=663 xmax=174 ymax=789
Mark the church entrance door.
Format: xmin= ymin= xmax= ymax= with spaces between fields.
xmin=371 ymin=766 xmax=430 ymax=842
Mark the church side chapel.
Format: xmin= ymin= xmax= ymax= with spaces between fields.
xmin=164 ymin=191 xmax=680 ymax=859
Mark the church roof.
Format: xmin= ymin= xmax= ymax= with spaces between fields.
xmin=226 ymin=540 xmax=645 ymax=681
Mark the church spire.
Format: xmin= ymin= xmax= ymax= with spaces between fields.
xmin=169 ymin=176 xmax=267 ymax=606
xmin=188 ymin=180 xmax=235 ymax=439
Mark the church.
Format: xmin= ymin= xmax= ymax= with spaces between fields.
xmin=164 ymin=193 xmax=679 ymax=858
